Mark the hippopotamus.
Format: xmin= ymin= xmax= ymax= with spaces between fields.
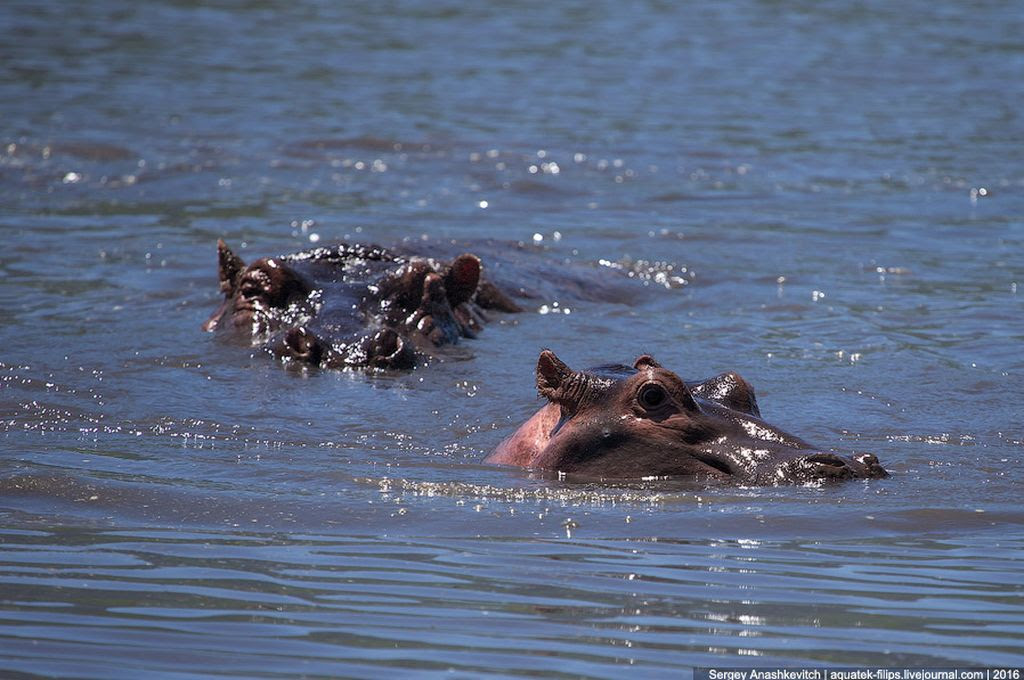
xmin=203 ymin=239 xmax=525 ymax=370
xmin=486 ymin=351 xmax=888 ymax=485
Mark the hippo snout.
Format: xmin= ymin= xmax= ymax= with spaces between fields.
xmin=787 ymin=452 xmax=888 ymax=483
xmin=802 ymin=453 xmax=857 ymax=480
xmin=854 ymin=453 xmax=888 ymax=478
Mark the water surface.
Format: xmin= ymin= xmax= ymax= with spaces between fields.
xmin=2 ymin=1 xmax=1023 ymax=677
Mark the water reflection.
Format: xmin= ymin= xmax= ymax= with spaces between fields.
xmin=2 ymin=527 xmax=1022 ymax=676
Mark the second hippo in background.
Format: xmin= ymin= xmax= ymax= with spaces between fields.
xmin=203 ymin=239 xmax=524 ymax=370
xmin=203 ymin=236 xmax=672 ymax=371
xmin=487 ymin=351 xmax=888 ymax=486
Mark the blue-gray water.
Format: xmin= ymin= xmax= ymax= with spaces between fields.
xmin=2 ymin=1 xmax=1023 ymax=677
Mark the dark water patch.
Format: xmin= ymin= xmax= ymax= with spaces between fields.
xmin=286 ymin=136 xmax=439 ymax=156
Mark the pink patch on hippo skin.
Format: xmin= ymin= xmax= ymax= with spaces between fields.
xmin=485 ymin=402 xmax=562 ymax=467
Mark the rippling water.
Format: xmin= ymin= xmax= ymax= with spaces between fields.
xmin=2 ymin=0 xmax=1023 ymax=676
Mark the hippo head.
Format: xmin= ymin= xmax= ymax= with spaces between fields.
xmin=203 ymin=240 xmax=496 ymax=370
xmin=485 ymin=351 xmax=887 ymax=485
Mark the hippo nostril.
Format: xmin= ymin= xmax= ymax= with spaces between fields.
xmin=795 ymin=452 xmax=859 ymax=481
xmin=804 ymin=453 xmax=849 ymax=468
xmin=367 ymin=328 xmax=416 ymax=369
xmin=284 ymin=326 xmax=322 ymax=364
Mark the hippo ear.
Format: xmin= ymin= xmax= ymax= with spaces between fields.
xmin=537 ymin=350 xmax=571 ymax=396
xmin=536 ymin=350 xmax=604 ymax=415
xmin=633 ymin=355 xmax=661 ymax=370
xmin=536 ymin=350 xmax=573 ymax=399
xmin=444 ymin=254 xmax=481 ymax=307
xmin=217 ymin=239 xmax=246 ymax=296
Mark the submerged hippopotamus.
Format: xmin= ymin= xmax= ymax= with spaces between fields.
xmin=486 ymin=351 xmax=887 ymax=485
xmin=204 ymin=237 xmax=673 ymax=371
xmin=203 ymin=239 xmax=524 ymax=370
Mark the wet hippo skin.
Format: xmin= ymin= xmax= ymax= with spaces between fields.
xmin=486 ymin=351 xmax=888 ymax=485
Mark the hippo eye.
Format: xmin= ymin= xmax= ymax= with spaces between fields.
xmin=240 ymin=270 xmax=269 ymax=299
xmin=638 ymin=383 xmax=668 ymax=410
